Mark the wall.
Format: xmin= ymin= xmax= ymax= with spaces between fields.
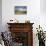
xmin=40 ymin=0 xmax=46 ymax=13
xmin=0 ymin=0 xmax=2 ymax=32
xmin=2 ymin=0 xmax=46 ymax=46
xmin=40 ymin=0 xmax=46 ymax=31
xmin=2 ymin=0 xmax=40 ymax=30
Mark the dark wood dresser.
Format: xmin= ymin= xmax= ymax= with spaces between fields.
xmin=7 ymin=23 xmax=34 ymax=46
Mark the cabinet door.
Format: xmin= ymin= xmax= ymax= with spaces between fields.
xmin=11 ymin=31 xmax=33 ymax=46
xmin=11 ymin=32 xmax=28 ymax=46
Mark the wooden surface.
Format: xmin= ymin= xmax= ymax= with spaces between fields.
xmin=7 ymin=23 xmax=34 ymax=46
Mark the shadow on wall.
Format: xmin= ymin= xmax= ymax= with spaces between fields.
xmin=0 ymin=16 xmax=2 ymax=32
xmin=40 ymin=0 xmax=46 ymax=13
xmin=0 ymin=0 xmax=2 ymax=32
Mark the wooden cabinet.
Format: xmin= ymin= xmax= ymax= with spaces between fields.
xmin=7 ymin=23 xmax=34 ymax=46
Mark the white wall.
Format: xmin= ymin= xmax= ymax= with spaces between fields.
xmin=2 ymin=0 xmax=46 ymax=46
xmin=2 ymin=0 xmax=40 ymax=30
xmin=40 ymin=0 xmax=46 ymax=31
xmin=40 ymin=0 xmax=46 ymax=13
xmin=0 ymin=0 xmax=2 ymax=32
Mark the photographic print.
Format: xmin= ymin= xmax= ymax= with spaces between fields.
xmin=15 ymin=6 xmax=27 ymax=15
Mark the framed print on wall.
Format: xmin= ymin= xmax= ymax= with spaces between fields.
xmin=14 ymin=6 xmax=27 ymax=15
